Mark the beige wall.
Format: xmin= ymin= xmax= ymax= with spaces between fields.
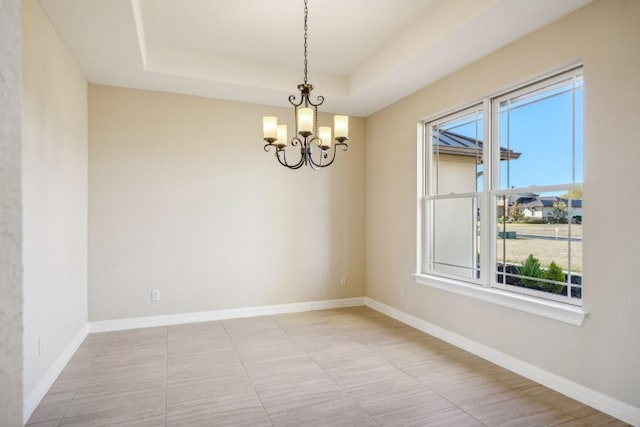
xmin=431 ymin=154 xmax=479 ymax=277
xmin=366 ymin=0 xmax=640 ymax=409
xmin=0 ymin=0 xmax=23 ymax=424
xmin=22 ymin=0 xmax=88 ymax=408
xmin=88 ymin=85 xmax=366 ymax=321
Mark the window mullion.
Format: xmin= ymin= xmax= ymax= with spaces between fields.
xmin=424 ymin=123 xmax=434 ymax=275
xmin=480 ymin=98 xmax=492 ymax=287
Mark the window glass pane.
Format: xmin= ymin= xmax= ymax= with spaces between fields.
xmin=430 ymin=196 xmax=479 ymax=279
xmin=495 ymin=191 xmax=582 ymax=299
xmin=431 ymin=109 xmax=483 ymax=194
xmin=498 ymin=75 xmax=583 ymax=189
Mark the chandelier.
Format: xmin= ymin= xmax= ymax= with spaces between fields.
xmin=262 ymin=0 xmax=349 ymax=169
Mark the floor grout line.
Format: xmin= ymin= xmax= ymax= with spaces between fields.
xmin=272 ymin=311 xmax=384 ymax=426
xmin=53 ymin=334 xmax=106 ymax=427
xmin=221 ymin=318 xmax=275 ymax=427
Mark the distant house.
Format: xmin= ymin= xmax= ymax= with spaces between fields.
xmin=514 ymin=195 xmax=583 ymax=220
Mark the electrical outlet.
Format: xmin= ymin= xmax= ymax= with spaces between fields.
xmin=339 ymin=276 xmax=347 ymax=287
xmin=151 ymin=289 xmax=161 ymax=301
xmin=38 ymin=337 xmax=43 ymax=357
xmin=400 ymin=286 xmax=405 ymax=297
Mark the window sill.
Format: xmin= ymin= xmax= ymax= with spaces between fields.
xmin=413 ymin=273 xmax=587 ymax=326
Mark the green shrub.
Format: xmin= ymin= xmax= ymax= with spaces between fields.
xmin=543 ymin=262 xmax=565 ymax=282
xmin=516 ymin=255 xmax=544 ymax=287
xmin=542 ymin=261 xmax=566 ymax=294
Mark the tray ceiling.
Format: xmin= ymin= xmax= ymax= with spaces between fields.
xmin=39 ymin=0 xmax=592 ymax=116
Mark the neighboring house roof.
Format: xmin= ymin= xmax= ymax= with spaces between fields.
xmin=433 ymin=130 xmax=521 ymax=161
xmin=516 ymin=195 xmax=582 ymax=209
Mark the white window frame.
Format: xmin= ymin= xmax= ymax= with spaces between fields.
xmin=423 ymin=104 xmax=484 ymax=285
xmin=415 ymin=66 xmax=587 ymax=326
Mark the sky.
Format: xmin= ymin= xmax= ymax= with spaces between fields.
xmin=440 ymin=77 xmax=583 ymax=194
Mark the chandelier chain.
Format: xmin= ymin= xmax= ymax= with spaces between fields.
xmin=303 ymin=0 xmax=308 ymax=84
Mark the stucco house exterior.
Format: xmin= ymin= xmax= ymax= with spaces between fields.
xmin=515 ymin=195 xmax=583 ymax=221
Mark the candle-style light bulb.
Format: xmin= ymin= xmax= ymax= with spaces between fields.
xmin=319 ymin=127 xmax=332 ymax=149
xmin=275 ymin=125 xmax=288 ymax=148
xmin=334 ymin=115 xmax=349 ymax=142
xmin=263 ymin=117 xmax=278 ymax=142
xmin=298 ymin=108 xmax=314 ymax=136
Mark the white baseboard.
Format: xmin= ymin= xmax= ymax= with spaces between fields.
xmin=364 ymin=297 xmax=640 ymax=426
xmin=89 ymin=297 xmax=366 ymax=333
xmin=23 ymin=324 xmax=89 ymax=424
xmin=24 ymin=297 xmax=364 ymax=422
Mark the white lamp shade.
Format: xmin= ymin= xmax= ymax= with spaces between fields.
xmin=263 ymin=116 xmax=278 ymax=140
xmin=334 ymin=115 xmax=349 ymax=139
xmin=298 ymin=108 xmax=314 ymax=134
xmin=276 ymin=125 xmax=288 ymax=147
xmin=319 ymin=127 xmax=332 ymax=148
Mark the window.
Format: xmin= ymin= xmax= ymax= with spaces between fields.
xmin=420 ymin=67 xmax=583 ymax=307
xmin=424 ymin=105 xmax=484 ymax=282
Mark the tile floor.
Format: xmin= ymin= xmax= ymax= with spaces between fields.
xmin=27 ymin=306 xmax=628 ymax=426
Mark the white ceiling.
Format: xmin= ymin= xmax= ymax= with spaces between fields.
xmin=38 ymin=0 xmax=592 ymax=116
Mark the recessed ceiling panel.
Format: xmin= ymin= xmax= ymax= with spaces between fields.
xmin=140 ymin=0 xmax=437 ymax=76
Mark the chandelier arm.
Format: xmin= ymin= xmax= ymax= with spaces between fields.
xmin=297 ymin=145 xmax=308 ymax=168
xmin=306 ymin=95 xmax=324 ymax=107
xmin=306 ymin=150 xmax=321 ymax=170
xmin=307 ymin=142 xmax=328 ymax=169
xmin=309 ymin=136 xmax=322 ymax=147
xmin=290 ymin=136 xmax=304 ymax=147
xmin=307 ymin=150 xmax=320 ymax=168
xmin=291 ymin=144 xmax=308 ymax=169
xmin=336 ymin=141 xmax=349 ymax=152
xmin=264 ymin=143 xmax=275 ymax=152
xmin=276 ymin=148 xmax=305 ymax=170
xmin=318 ymin=146 xmax=337 ymax=168
xmin=316 ymin=141 xmax=348 ymax=168
xmin=275 ymin=148 xmax=288 ymax=166
xmin=288 ymin=94 xmax=304 ymax=107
